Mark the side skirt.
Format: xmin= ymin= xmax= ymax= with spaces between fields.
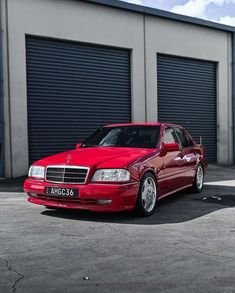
xmin=158 ymin=184 xmax=193 ymax=200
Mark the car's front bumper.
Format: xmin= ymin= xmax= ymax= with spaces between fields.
xmin=24 ymin=179 xmax=139 ymax=212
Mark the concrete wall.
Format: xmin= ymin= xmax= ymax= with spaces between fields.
xmin=1 ymin=0 xmax=233 ymax=177
xmin=145 ymin=16 xmax=233 ymax=166
xmin=2 ymin=0 xmax=146 ymax=177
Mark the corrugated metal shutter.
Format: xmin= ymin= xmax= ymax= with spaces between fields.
xmin=26 ymin=37 xmax=131 ymax=164
xmin=157 ymin=54 xmax=217 ymax=163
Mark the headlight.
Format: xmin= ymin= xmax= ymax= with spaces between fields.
xmin=92 ymin=169 xmax=130 ymax=182
xmin=28 ymin=166 xmax=45 ymax=179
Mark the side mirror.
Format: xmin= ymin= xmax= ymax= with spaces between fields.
xmin=76 ymin=143 xmax=82 ymax=149
xmin=163 ymin=142 xmax=180 ymax=152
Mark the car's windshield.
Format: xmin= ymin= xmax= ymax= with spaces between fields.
xmin=81 ymin=126 xmax=160 ymax=149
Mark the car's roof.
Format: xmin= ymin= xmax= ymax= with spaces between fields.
xmin=105 ymin=122 xmax=162 ymax=127
xmin=105 ymin=122 xmax=183 ymax=128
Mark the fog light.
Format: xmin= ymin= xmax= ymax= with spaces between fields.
xmin=29 ymin=192 xmax=38 ymax=197
xmin=98 ymin=200 xmax=112 ymax=205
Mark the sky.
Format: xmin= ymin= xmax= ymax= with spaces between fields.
xmin=121 ymin=0 xmax=235 ymax=26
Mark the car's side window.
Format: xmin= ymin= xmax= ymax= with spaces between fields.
xmin=185 ymin=133 xmax=195 ymax=147
xmin=163 ymin=127 xmax=178 ymax=144
xmin=174 ymin=127 xmax=192 ymax=148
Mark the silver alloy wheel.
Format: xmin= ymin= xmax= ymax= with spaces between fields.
xmin=196 ymin=165 xmax=204 ymax=190
xmin=141 ymin=177 xmax=157 ymax=213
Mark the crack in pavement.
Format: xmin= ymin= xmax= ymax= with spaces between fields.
xmin=88 ymin=225 xmax=96 ymax=230
xmin=60 ymin=225 xmax=95 ymax=237
xmin=60 ymin=233 xmax=82 ymax=237
xmin=0 ymin=257 xmax=24 ymax=293
xmin=175 ymin=242 xmax=235 ymax=261
xmin=193 ymin=248 xmax=235 ymax=261
xmin=104 ymin=223 xmax=129 ymax=237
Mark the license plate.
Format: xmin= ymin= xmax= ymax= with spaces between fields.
xmin=45 ymin=187 xmax=78 ymax=197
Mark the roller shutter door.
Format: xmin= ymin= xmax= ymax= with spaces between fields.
xmin=26 ymin=37 xmax=131 ymax=164
xmin=157 ymin=54 xmax=217 ymax=163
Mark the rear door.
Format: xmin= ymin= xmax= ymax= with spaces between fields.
xmin=159 ymin=127 xmax=186 ymax=195
xmin=174 ymin=127 xmax=197 ymax=186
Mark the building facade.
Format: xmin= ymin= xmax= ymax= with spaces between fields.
xmin=0 ymin=0 xmax=235 ymax=178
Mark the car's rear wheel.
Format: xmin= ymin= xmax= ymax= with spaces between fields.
xmin=135 ymin=172 xmax=157 ymax=216
xmin=192 ymin=164 xmax=204 ymax=193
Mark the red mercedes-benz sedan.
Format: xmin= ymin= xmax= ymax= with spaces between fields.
xmin=24 ymin=123 xmax=207 ymax=216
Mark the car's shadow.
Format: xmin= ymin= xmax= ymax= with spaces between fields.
xmin=41 ymin=184 xmax=235 ymax=225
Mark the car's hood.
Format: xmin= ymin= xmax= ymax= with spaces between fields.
xmin=35 ymin=147 xmax=157 ymax=169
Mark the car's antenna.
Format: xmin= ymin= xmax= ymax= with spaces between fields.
xmin=199 ymin=136 xmax=203 ymax=145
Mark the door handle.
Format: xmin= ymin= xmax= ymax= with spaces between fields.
xmin=177 ymin=153 xmax=184 ymax=159
xmin=175 ymin=153 xmax=185 ymax=161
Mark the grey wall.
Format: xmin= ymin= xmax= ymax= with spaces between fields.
xmin=2 ymin=0 xmax=145 ymax=177
xmin=1 ymin=0 xmax=233 ymax=177
xmin=145 ymin=16 xmax=233 ymax=165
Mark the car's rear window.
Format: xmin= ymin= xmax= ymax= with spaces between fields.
xmin=81 ymin=126 xmax=160 ymax=149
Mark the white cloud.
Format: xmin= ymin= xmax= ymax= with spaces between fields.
xmin=124 ymin=0 xmax=143 ymax=4
xmin=171 ymin=0 xmax=208 ymax=18
xmin=218 ymin=15 xmax=235 ymax=26
xmin=123 ymin=0 xmax=235 ymax=27
xmin=171 ymin=0 xmax=235 ymax=18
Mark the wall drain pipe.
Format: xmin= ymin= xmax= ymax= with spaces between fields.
xmin=232 ymin=32 xmax=235 ymax=165
xmin=0 ymin=18 xmax=4 ymax=178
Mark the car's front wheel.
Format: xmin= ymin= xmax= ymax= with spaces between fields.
xmin=135 ymin=172 xmax=157 ymax=216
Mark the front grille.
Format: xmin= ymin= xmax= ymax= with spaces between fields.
xmin=46 ymin=166 xmax=89 ymax=184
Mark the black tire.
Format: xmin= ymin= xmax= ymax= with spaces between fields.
xmin=191 ymin=164 xmax=204 ymax=193
xmin=135 ymin=172 xmax=158 ymax=217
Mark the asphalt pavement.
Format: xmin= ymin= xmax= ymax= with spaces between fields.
xmin=0 ymin=165 xmax=235 ymax=293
